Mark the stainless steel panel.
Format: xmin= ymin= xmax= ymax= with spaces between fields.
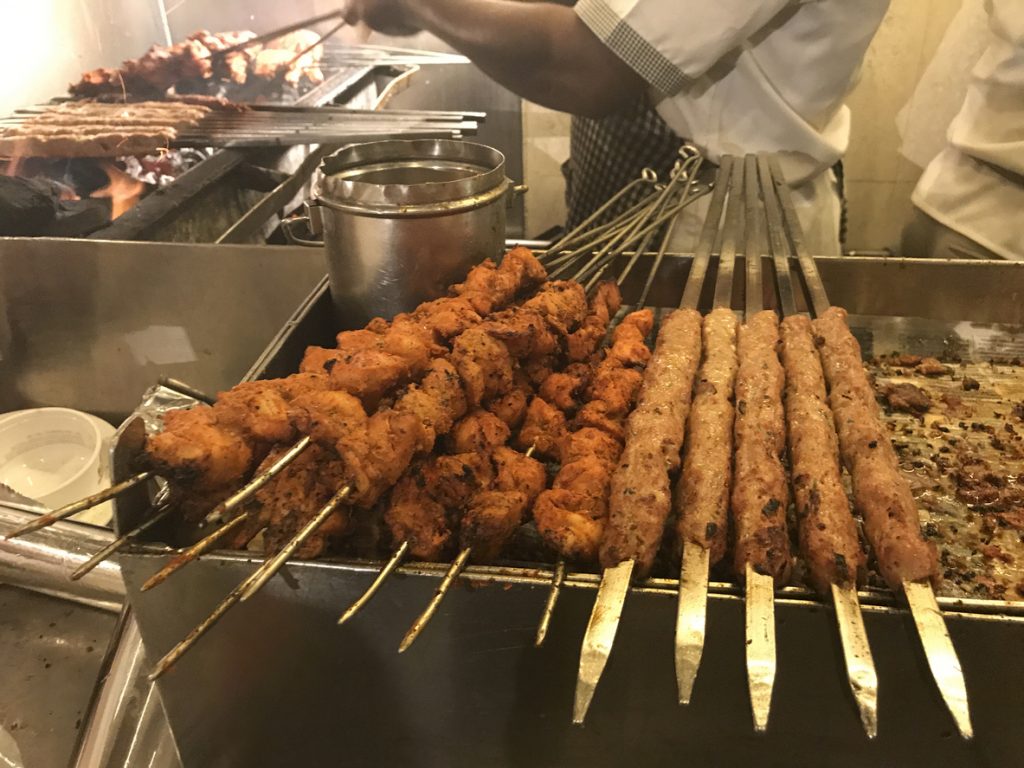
xmin=121 ymin=555 xmax=1024 ymax=768
xmin=0 ymin=239 xmax=327 ymax=422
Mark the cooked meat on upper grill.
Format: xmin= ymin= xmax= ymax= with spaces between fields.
xmin=481 ymin=308 xmax=561 ymax=359
xmin=673 ymin=307 xmax=738 ymax=565
xmin=605 ymin=310 xmax=654 ymax=367
xmin=732 ymin=310 xmax=791 ymax=585
xmin=68 ymin=28 xmax=328 ymax=98
xmin=452 ymin=246 xmax=547 ymax=315
xmin=780 ymin=315 xmax=865 ymax=593
xmin=813 ymin=306 xmax=940 ymax=589
xmin=601 ymin=309 xmax=702 ymax=577
xmin=384 ymin=473 xmax=453 ymax=561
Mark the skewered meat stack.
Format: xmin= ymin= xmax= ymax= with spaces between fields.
xmin=193 ymin=268 xmax=587 ymax=563
xmin=600 ymin=308 xmax=704 ymax=578
xmin=530 ymin=301 xmax=656 ymax=563
xmin=779 ymin=315 xmax=865 ymax=594
xmin=812 ymin=307 xmax=940 ymax=589
xmin=143 ymin=248 xmax=546 ymax=539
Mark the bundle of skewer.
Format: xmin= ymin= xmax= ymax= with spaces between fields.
xmin=4 ymin=150 xmax=973 ymax=739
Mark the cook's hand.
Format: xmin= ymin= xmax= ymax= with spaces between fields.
xmin=342 ymin=0 xmax=423 ymax=36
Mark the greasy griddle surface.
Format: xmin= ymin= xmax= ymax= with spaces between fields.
xmin=872 ymin=357 xmax=1024 ymax=601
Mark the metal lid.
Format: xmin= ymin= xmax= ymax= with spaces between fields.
xmin=316 ymin=139 xmax=510 ymax=217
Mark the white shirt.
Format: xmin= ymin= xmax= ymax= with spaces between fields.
xmin=575 ymin=0 xmax=890 ymax=185
xmin=912 ymin=0 xmax=1024 ymax=261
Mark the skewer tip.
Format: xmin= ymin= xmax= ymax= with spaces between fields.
xmin=745 ymin=565 xmax=777 ymax=734
xmin=675 ymin=543 xmax=710 ymax=706
xmin=572 ymin=560 xmax=633 ymax=725
xmin=398 ymin=547 xmax=471 ymax=653
xmin=337 ymin=540 xmax=410 ymax=626
xmin=903 ymin=580 xmax=974 ymax=740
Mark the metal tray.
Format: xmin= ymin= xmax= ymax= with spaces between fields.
xmin=114 ymin=254 xmax=1024 ymax=767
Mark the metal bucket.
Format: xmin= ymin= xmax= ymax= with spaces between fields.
xmin=299 ymin=139 xmax=512 ymax=327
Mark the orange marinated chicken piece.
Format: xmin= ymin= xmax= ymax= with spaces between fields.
xmin=449 ymin=408 xmax=511 ymax=455
xmin=606 ymin=309 xmax=654 ymax=367
xmin=561 ymin=426 xmax=622 ymax=466
xmin=145 ymin=406 xmax=254 ymax=491
xmin=417 ymin=452 xmax=494 ymax=508
xmin=213 ymin=380 xmax=295 ymax=445
xmin=538 ymin=362 xmax=591 ymax=412
xmin=586 ymin=363 xmax=644 ymax=417
xmin=522 ymin=280 xmax=588 ymax=336
xmin=516 ymin=397 xmax=567 ymax=459
xmin=487 ymin=386 xmax=530 ymax=430
xmin=385 ymin=475 xmax=453 ymax=561
xmin=482 ymin=308 xmax=560 ymax=359
xmin=451 ymin=328 xmax=515 ymax=407
xmin=533 ymin=489 xmax=605 ymax=562
xmin=492 ymin=446 xmax=546 ymax=498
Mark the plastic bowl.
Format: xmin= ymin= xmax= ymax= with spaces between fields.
xmin=0 ymin=408 xmax=103 ymax=510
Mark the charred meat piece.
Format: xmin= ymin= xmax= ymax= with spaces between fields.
xmin=566 ymin=281 xmax=622 ymax=362
xmin=813 ymin=307 xmax=939 ymax=589
xmin=538 ymin=363 xmax=592 ymax=412
xmin=145 ymin=406 xmax=254 ymax=492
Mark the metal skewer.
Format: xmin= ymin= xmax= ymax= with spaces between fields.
xmin=764 ymin=157 xmax=970 ymax=738
xmin=148 ymin=485 xmax=351 ymax=680
xmin=3 ymin=471 xmax=151 ymax=540
xmin=139 ymin=436 xmax=314 ymax=590
xmin=337 ymin=540 xmax=410 ymax=626
xmin=70 ymin=502 xmax=174 ymax=581
xmin=397 ymin=441 xmax=541 ymax=652
xmin=574 ymin=152 xmax=709 ymax=724
xmin=737 ymin=153 xmax=779 ymax=733
xmin=758 ymin=154 xmax=878 ymax=738
xmin=239 ymin=485 xmax=351 ymax=601
xmin=397 ymin=547 xmax=472 ymax=653
xmin=675 ymin=154 xmax=740 ymax=705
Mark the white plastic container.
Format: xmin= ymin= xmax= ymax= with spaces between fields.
xmin=0 ymin=408 xmax=103 ymax=511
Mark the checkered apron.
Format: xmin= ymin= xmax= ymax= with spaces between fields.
xmin=562 ymin=94 xmax=685 ymax=230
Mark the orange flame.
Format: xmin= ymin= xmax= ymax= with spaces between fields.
xmin=91 ymin=161 xmax=145 ymax=219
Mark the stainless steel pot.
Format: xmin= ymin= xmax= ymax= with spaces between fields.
xmin=296 ymin=139 xmax=513 ymax=327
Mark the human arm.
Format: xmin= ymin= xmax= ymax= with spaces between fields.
xmin=342 ymin=0 xmax=645 ymax=117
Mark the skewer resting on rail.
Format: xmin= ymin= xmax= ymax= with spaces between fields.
xmin=674 ymin=154 xmax=741 ymax=705
xmin=574 ymin=158 xmax=707 ymax=724
xmin=760 ymin=155 xmax=878 ymax=738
